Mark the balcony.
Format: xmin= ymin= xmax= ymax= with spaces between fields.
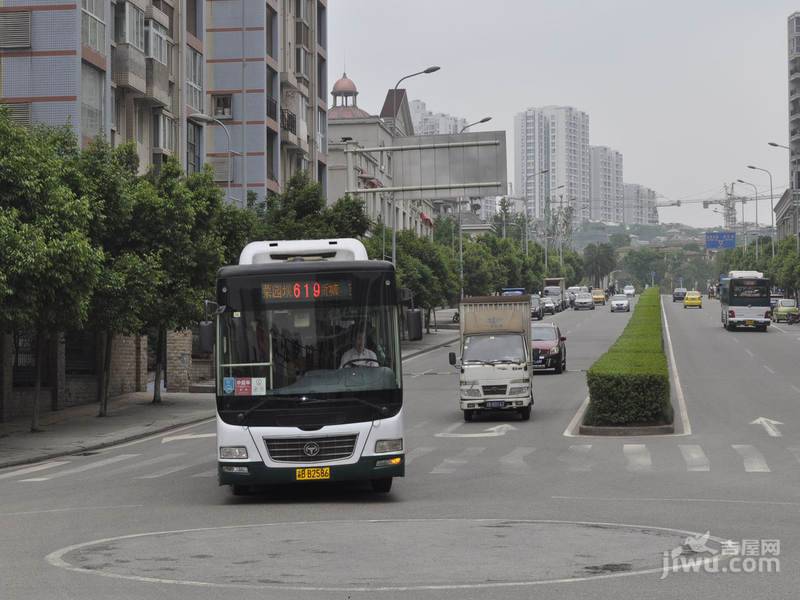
xmin=281 ymin=108 xmax=296 ymax=134
xmin=267 ymin=96 xmax=278 ymax=120
xmin=112 ymin=44 xmax=146 ymax=94
xmin=145 ymin=56 xmax=170 ymax=106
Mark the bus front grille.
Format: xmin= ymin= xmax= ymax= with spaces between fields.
xmin=264 ymin=434 xmax=358 ymax=463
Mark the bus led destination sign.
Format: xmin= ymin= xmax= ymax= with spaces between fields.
xmin=261 ymin=280 xmax=352 ymax=302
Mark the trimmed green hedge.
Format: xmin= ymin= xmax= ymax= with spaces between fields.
xmin=583 ymin=288 xmax=673 ymax=426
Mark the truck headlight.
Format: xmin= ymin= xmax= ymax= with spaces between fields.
xmin=219 ymin=446 xmax=248 ymax=459
xmin=375 ymin=439 xmax=403 ymax=453
xmin=461 ymin=387 xmax=481 ymax=397
xmin=508 ymin=385 xmax=529 ymax=395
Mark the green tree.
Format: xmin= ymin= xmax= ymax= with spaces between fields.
xmin=583 ymin=243 xmax=616 ymax=288
xmin=326 ymin=194 xmax=371 ymax=238
xmin=609 ymin=232 xmax=631 ymax=249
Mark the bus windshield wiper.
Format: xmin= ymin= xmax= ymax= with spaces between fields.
xmin=297 ymin=396 xmax=389 ymax=415
xmin=235 ymin=395 xmax=388 ymax=423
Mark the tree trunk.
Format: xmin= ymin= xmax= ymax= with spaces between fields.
xmin=97 ymin=330 xmax=113 ymax=417
xmin=425 ymin=307 xmax=431 ymax=334
xmin=152 ymin=327 xmax=164 ymax=404
xmin=30 ymin=330 xmax=44 ymax=432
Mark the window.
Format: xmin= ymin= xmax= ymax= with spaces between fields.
xmin=145 ymin=20 xmax=168 ymax=64
xmin=81 ymin=0 xmax=105 ymax=52
xmin=186 ymin=122 xmax=201 ymax=174
xmin=295 ymin=20 xmax=310 ymax=47
xmin=152 ymin=112 xmax=175 ymax=151
xmin=81 ymin=63 xmax=105 ymax=139
xmin=186 ymin=48 xmax=203 ymax=110
xmin=119 ymin=2 xmax=144 ymax=50
xmin=186 ymin=0 xmax=198 ymax=37
xmin=295 ymin=0 xmax=310 ymax=22
xmin=295 ymin=47 xmax=310 ymax=79
xmin=0 ymin=12 xmax=31 ymax=49
xmin=212 ymin=94 xmax=232 ymax=119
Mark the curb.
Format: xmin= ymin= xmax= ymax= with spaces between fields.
xmin=0 ymin=414 xmax=215 ymax=471
xmin=578 ymin=423 xmax=675 ymax=436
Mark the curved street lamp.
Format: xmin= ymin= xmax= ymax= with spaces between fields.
xmin=738 ymin=178 xmax=760 ymax=260
xmin=747 ymin=165 xmax=775 ymax=259
xmin=459 ymin=116 xmax=492 ymax=133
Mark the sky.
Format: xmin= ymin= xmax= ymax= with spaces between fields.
xmin=328 ymin=0 xmax=798 ymax=228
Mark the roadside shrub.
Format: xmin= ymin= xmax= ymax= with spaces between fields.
xmin=583 ymin=288 xmax=672 ymax=426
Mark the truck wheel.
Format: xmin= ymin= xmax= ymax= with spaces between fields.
xmin=463 ymin=409 xmax=474 ymax=422
xmin=371 ymin=478 xmax=393 ymax=493
xmin=519 ymin=406 xmax=531 ymax=421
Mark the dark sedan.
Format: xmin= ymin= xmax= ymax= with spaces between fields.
xmin=531 ymin=323 xmax=566 ymax=374
xmin=672 ymin=287 xmax=687 ymax=302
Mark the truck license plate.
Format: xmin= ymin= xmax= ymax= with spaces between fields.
xmin=486 ymin=401 xmax=505 ymax=409
xmin=296 ymin=467 xmax=330 ymax=481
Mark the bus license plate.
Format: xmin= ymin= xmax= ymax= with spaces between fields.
xmin=486 ymin=401 xmax=505 ymax=409
xmin=746 ymin=320 xmax=755 ymax=327
xmin=296 ymin=467 xmax=330 ymax=481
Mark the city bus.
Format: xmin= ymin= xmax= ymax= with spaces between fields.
xmin=719 ymin=270 xmax=771 ymax=331
xmin=204 ymin=239 xmax=404 ymax=495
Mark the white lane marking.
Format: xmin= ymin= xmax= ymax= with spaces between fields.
xmin=744 ymin=348 xmax=754 ymax=358
xmin=562 ymin=396 xmax=590 ymax=438
xmin=679 ymin=444 xmax=710 ymax=472
xmin=499 ymin=447 xmax=535 ymax=468
xmin=623 ymin=444 xmax=652 ymax=472
xmin=661 ymin=298 xmax=691 ymax=435
xmin=435 ymin=423 xmax=516 ymax=438
xmin=763 ymin=365 xmax=776 ymax=375
xmin=793 ymin=385 xmax=800 ymax=394
xmin=192 ymin=469 xmax=217 ymax=478
xmin=787 ymin=447 xmax=800 ymax=465
xmin=411 ymin=369 xmax=432 ymax=379
xmin=558 ymin=444 xmax=593 ymax=471
xmin=430 ymin=447 xmax=485 ymax=474
xmin=731 ymin=337 xmax=740 ymax=344
xmin=0 ymin=504 xmax=143 ymax=518
xmin=0 ymin=460 xmax=70 ymax=481
xmin=404 ymin=446 xmax=435 ymax=465
xmin=771 ymin=324 xmax=788 ymax=333
xmin=732 ymin=445 xmax=770 ymax=472
xmin=161 ymin=433 xmax=216 ymax=443
xmin=99 ymin=453 xmax=186 ymax=478
xmin=20 ymin=454 xmax=139 ymax=481
xmin=553 ymin=495 xmax=800 ymax=507
xmin=103 ymin=419 xmax=215 ymax=451
xmin=750 ymin=417 xmax=783 ymax=437
xmin=135 ymin=457 xmax=215 ymax=479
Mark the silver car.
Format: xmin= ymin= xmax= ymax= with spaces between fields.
xmin=573 ymin=292 xmax=595 ymax=310
xmin=610 ymin=294 xmax=630 ymax=312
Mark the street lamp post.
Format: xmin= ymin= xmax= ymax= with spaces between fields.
xmin=747 ymin=165 xmax=775 ymax=259
xmin=390 ymin=66 xmax=441 ymax=266
xmin=738 ymin=179 xmax=759 ymax=261
xmin=190 ymin=112 xmax=234 ymax=204
xmin=459 ymin=116 xmax=491 ymax=134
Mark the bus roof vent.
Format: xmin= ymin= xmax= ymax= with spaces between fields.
xmin=238 ymin=238 xmax=369 ymax=265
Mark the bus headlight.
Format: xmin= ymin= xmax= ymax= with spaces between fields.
xmin=219 ymin=446 xmax=248 ymax=459
xmin=375 ymin=439 xmax=403 ymax=453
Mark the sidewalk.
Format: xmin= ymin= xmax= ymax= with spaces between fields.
xmin=0 ymin=330 xmax=459 ymax=469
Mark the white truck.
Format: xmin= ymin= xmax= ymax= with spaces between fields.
xmin=448 ymin=295 xmax=533 ymax=422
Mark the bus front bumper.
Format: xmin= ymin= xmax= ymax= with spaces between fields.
xmin=218 ymin=455 xmax=405 ymax=486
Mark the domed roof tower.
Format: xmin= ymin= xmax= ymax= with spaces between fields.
xmin=329 ymin=72 xmax=371 ymax=120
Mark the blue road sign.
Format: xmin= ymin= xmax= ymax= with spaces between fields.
xmin=705 ymin=231 xmax=736 ymax=250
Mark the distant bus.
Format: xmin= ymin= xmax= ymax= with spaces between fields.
xmin=719 ymin=271 xmax=771 ymax=331
xmin=501 ymin=287 xmax=526 ymax=296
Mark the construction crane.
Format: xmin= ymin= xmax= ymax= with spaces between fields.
xmin=655 ymin=184 xmax=743 ymax=230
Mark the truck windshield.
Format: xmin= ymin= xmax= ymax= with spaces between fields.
xmin=543 ymin=286 xmax=561 ymax=296
xmin=463 ymin=334 xmax=525 ymax=363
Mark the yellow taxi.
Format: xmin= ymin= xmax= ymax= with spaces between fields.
xmin=591 ymin=289 xmax=606 ymax=305
xmin=683 ymin=290 xmax=702 ymax=309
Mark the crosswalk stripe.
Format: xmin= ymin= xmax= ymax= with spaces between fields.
xmin=431 ymin=447 xmax=485 ymax=474
xmin=623 ymin=444 xmax=652 ymax=472
xmin=732 ymin=445 xmax=770 ymax=472
xmin=0 ymin=461 xmax=70 ymax=481
xmin=135 ymin=457 xmax=215 ymax=479
xmin=679 ymin=445 xmax=710 ymax=471
xmin=499 ymin=447 xmax=535 ymax=468
xmin=558 ymin=445 xmax=593 ymax=472
xmin=98 ymin=453 xmax=186 ymax=478
xmin=20 ymin=454 xmax=139 ymax=481
xmin=405 ymin=446 xmax=435 ymax=465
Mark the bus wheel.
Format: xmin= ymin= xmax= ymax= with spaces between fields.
xmin=463 ymin=409 xmax=474 ymax=422
xmin=371 ymin=478 xmax=393 ymax=493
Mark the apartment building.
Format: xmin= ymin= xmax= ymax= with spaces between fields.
xmin=0 ymin=0 xmax=207 ymax=176
xmin=514 ymin=105 xmax=590 ymax=224
xmin=623 ymin=183 xmax=659 ymax=225
xmin=204 ymin=0 xmax=327 ymax=204
xmin=590 ymin=145 xmax=624 ymax=223
xmin=409 ymin=99 xmax=466 ymax=136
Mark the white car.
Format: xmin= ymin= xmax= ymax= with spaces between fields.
xmin=610 ymin=294 xmax=631 ymax=312
xmin=573 ymin=292 xmax=595 ymax=310
xmin=623 ymin=285 xmax=635 ymax=297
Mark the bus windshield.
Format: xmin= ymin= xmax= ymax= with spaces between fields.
xmin=725 ymin=279 xmax=770 ymax=306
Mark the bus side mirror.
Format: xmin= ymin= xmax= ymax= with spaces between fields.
xmin=448 ymin=352 xmax=457 ymax=366
xmin=199 ymin=321 xmax=215 ymax=354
